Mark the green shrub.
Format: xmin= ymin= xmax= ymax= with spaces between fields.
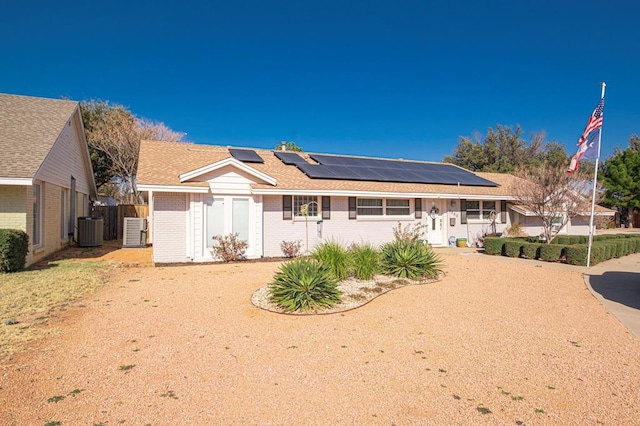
xmin=539 ymin=244 xmax=564 ymax=262
xmin=311 ymin=241 xmax=349 ymax=281
xmin=484 ymin=237 xmax=507 ymax=255
xmin=605 ymin=241 xmax=618 ymax=259
xmin=348 ymin=243 xmax=380 ymax=280
xmin=565 ymin=244 xmax=588 ymax=266
xmin=613 ymin=240 xmax=626 ymax=257
xmin=380 ymin=240 xmax=442 ymax=279
xmin=553 ymin=236 xmax=571 ymax=245
xmin=569 ymin=236 xmax=586 ymax=245
xmin=269 ymin=258 xmax=342 ymax=312
xmin=0 ymin=229 xmax=29 ymax=272
xmin=504 ymin=240 xmax=524 ymax=258
xmin=521 ymin=242 xmax=542 ymax=259
xmin=593 ymin=245 xmax=606 ymax=265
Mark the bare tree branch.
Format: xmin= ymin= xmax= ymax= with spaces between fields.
xmin=511 ymin=163 xmax=600 ymax=243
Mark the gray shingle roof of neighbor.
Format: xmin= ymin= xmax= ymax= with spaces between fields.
xmin=0 ymin=93 xmax=79 ymax=179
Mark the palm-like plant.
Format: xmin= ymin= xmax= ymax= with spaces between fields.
xmin=269 ymin=258 xmax=342 ymax=312
xmin=380 ymin=240 xmax=442 ymax=279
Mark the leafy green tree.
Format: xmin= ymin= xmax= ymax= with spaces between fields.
xmin=600 ymin=140 xmax=640 ymax=226
xmin=275 ymin=141 xmax=302 ymax=152
xmin=443 ymin=125 xmax=567 ymax=172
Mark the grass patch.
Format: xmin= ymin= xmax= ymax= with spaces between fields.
xmin=476 ymin=406 xmax=492 ymax=415
xmin=47 ymin=395 xmax=65 ymax=403
xmin=119 ymin=364 xmax=136 ymax=371
xmin=0 ymin=259 xmax=108 ymax=360
xmin=161 ymin=390 xmax=178 ymax=399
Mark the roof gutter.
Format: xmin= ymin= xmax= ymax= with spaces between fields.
xmin=0 ymin=177 xmax=33 ymax=186
xmin=251 ymin=188 xmax=517 ymax=200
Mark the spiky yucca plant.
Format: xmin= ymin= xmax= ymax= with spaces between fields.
xmin=269 ymin=258 xmax=342 ymax=312
xmin=380 ymin=240 xmax=442 ymax=279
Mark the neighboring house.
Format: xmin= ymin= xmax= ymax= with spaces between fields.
xmin=0 ymin=93 xmax=97 ymax=266
xmin=137 ymin=140 xmax=614 ymax=264
xmin=95 ymin=196 xmax=117 ymax=206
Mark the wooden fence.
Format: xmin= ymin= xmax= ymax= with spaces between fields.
xmin=91 ymin=206 xmax=117 ymax=240
xmin=91 ymin=204 xmax=149 ymax=240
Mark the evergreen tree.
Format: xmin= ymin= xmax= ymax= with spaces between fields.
xmin=443 ymin=125 xmax=566 ymax=172
xmin=600 ymin=141 xmax=640 ymax=226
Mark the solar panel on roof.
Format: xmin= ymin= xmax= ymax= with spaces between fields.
xmin=289 ymin=152 xmax=498 ymax=186
xmin=229 ymin=148 xmax=264 ymax=163
xmin=274 ymin=151 xmax=307 ymax=165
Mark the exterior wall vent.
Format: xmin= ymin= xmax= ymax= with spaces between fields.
xmin=122 ymin=217 xmax=147 ymax=247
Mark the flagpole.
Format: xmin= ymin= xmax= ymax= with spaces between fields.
xmin=586 ymin=82 xmax=606 ymax=267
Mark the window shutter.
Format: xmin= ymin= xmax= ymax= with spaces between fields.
xmin=501 ymin=200 xmax=507 ymax=223
xmin=348 ymin=197 xmax=357 ymax=220
xmin=460 ymin=199 xmax=467 ymax=224
xmin=322 ymin=196 xmax=331 ymax=220
xmin=415 ymin=198 xmax=422 ymax=219
xmin=283 ymin=195 xmax=292 ymax=220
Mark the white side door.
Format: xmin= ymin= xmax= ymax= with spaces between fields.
xmin=425 ymin=199 xmax=445 ymax=246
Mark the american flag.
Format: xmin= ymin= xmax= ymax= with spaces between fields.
xmin=568 ymin=99 xmax=605 ymax=173
xmin=577 ymin=99 xmax=604 ymax=145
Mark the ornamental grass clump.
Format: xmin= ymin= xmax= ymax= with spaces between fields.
xmin=269 ymin=258 xmax=342 ymax=312
xmin=311 ymin=241 xmax=349 ymax=281
xmin=348 ymin=243 xmax=380 ymax=280
xmin=380 ymin=240 xmax=441 ymax=279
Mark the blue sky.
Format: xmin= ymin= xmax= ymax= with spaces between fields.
xmin=1 ymin=0 xmax=638 ymax=162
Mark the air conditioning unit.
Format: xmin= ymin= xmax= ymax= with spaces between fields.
xmin=122 ymin=217 xmax=147 ymax=248
xmin=77 ymin=217 xmax=104 ymax=247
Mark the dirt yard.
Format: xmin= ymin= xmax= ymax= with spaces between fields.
xmin=1 ymin=250 xmax=639 ymax=425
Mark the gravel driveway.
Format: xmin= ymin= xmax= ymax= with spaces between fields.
xmin=1 ymin=253 xmax=638 ymax=425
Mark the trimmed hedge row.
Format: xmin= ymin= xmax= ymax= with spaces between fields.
xmin=484 ymin=234 xmax=640 ymax=266
xmin=0 ymin=229 xmax=29 ymax=272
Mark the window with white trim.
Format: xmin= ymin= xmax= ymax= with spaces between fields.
xmin=386 ymin=199 xmax=410 ymax=215
xmin=357 ymin=198 xmax=383 ymax=216
xmin=466 ymin=200 xmax=497 ymax=220
xmin=33 ymin=184 xmax=42 ymax=246
xmin=357 ymin=198 xmax=411 ymax=216
xmin=294 ymin=195 xmax=318 ymax=217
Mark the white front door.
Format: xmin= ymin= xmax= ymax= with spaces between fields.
xmin=204 ymin=196 xmax=251 ymax=258
xmin=425 ymin=199 xmax=445 ymax=246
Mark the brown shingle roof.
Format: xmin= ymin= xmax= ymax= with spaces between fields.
xmin=0 ymin=93 xmax=79 ymax=179
xmin=137 ymin=140 xmax=520 ymax=197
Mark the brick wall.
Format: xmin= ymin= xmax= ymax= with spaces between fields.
xmin=27 ymin=182 xmax=69 ymax=266
xmin=262 ymin=195 xmax=421 ymax=256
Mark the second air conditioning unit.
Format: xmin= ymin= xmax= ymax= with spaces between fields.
xmin=122 ymin=217 xmax=147 ymax=248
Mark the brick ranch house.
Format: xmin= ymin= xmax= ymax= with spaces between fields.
xmin=0 ymin=93 xmax=97 ymax=266
xmin=137 ymin=140 xmax=614 ymax=264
